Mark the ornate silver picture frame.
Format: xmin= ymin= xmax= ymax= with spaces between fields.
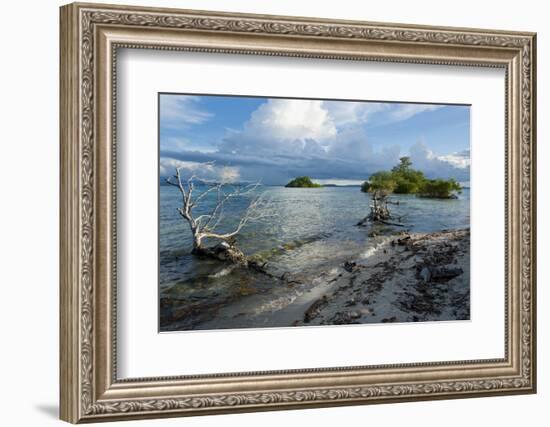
xmin=60 ymin=2 xmax=536 ymax=423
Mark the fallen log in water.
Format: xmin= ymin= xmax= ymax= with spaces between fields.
xmin=193 ymin=242 xmax=248 ymax=266
xmin=379 ymin=220 xmax=405 ymax=227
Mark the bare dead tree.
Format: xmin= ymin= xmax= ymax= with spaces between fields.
xmin=368 ymin=190 xmax=392 ymax=222
xmin=166 ymin=164 xmax=274 ymax=264
xmin=357 ymin=190 xmax=404 ymax=227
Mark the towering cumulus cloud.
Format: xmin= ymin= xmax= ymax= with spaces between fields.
xmin=160 ymin=95 xmax=470 ymax=185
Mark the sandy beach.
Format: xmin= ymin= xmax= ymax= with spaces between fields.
xmin=161 ymin=228 xmax=470 ymax=330
xmin=290 ymin=228 xmax=470 ymax=326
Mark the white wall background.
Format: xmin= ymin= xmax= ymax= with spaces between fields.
xmin=0 ymin=0 xmax=545 ymax=425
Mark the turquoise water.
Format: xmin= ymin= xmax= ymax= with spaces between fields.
xmin=159 ymin=185 xmax=469 ymax=330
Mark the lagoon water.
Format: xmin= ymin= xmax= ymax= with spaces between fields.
xmin=159 ymin=184 xmax=470 ymax=331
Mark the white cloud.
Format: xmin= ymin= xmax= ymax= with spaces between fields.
xmin=161 ymin=97 xmax=467 ymax=184
xmin=161 ymin=136 xmax=217 ymax=153
xmin=409 ymin=142 xmax=469 ymax=180
xmin=322 ymin=101 xmax=389 ymax=126
xmin=387 ymin=104 xmax=442 ymax=122
xmin=160 ymin=137 xmax=190 ymax=152
xmin=322 ymin=101 xmax=442 ymax=127
xmin=159 ymin=158 xmax=212 ymax=177
xmin=245 ymin=99 xmax=337 ymax=141
xmin=437 ymin=149 xmax=471 ymax=169
xmin=160 ymin=95 xmax=213 ymax=128
xmin=313 ymin=179 xmax=365 ymax=186
xmin=218 ymin=166 xmax=240 ymax=183
xmin=220 ymin=99 xmax=337 ymax=156
xmin=218 ymin=99 xmax=447 ymax=159
xmin=160 ymin=158 xmax=240 ymax=183
xmin=326 ymin=127 xmax=374 ymax=162
xmin=220 ymin=103 xmax=400 ymax=168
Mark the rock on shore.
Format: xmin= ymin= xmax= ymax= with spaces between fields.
xmin=296 ymin=228 xmax=470 ymax=326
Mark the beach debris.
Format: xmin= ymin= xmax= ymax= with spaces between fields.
xmin=295 ymin=229 xmax=469 ymax=328
xmin=430 ymin=266 xmax=464 ymax=280
xmin=417 ymin=265 xmax=463 ymax=283
xmin=397 ymin=235 xmax=411 ymax=246
xmin=163 ymin=229 xmax=470 ymax=331
xmin=343 ymin=261 xmax=358 ymax=272
xmin=331 ymin=311 xmax=362 ymax=324
xmin=304 ymin=295 xmax=329 ymax=323
xmin=345 ymin=297 xmax=357 ymax=307
xmin=419 ymin=266 xmax=432 ymax=282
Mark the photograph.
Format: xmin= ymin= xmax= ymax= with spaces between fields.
xmin=57 ymin=3 xmax=536 ymax=422
xmin=159 ymin=94 xmax=471 ymax=331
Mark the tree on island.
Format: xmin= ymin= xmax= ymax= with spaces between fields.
xmin=285 ymin=176 xmax=323 ymax=188
xmin=417 ymin=178 xmax=462 ymax=198
xmin=358 ymin=157 xmax=462 ymax=225
xmin=391 ymin=157 xmax=426 ymax=194
xmin=367 ymin=171 xmax=398 ymax=193
xmin=360 ymin=181 xmax=371 ymax=193
xmin=360 ymin=157 xmax=462 ymax=199
xmin=166 ymin=164 xmax=273 ymax=266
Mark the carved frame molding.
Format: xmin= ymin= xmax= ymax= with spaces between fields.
xmin=60 ymin=2 xmax=536 ymax=423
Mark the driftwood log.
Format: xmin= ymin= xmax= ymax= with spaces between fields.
xmin=192 ymin=241 xmax=249 ymax=266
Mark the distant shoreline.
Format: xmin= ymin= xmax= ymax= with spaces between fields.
xmin=159 ymin=180 xmax=469 ymax=189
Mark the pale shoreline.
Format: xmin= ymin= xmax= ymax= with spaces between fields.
xmin=289 ymin=228 xmax=470 ymax=326
xmin=161 ymin=228 xmax=470 ymax=331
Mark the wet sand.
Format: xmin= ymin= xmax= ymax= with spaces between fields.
xmin=290 ymin=228 xmax=470 ymax=326
xmin=161 ymin=228 xmax=470 ymax=331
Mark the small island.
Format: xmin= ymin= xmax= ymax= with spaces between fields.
xmin=361 ymin=157 xmax=462 ymax=199
xmin=285 ymin=176 xmax=323 ymax=188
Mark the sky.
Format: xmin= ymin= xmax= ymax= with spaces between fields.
xmin=159 ymin=94 xmax=470 ymax=185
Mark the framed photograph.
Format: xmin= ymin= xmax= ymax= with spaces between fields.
xmin=60 ymin=2 xmax=537 ymax=423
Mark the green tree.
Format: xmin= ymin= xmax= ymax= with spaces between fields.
xmin=418 ymin=178 xmax=462 ymax=198
xmin=361 ymin=159 xmax=462 ymax=198
xmin=394 ymin=169 xmax=426 ymax=193
xmin=285 ymin=176 xmax=323 ymax=188
xmin=368 ymin=171 xmax=397 ymax=193
xmin=391 ymin=156 xmax=413 ymax=174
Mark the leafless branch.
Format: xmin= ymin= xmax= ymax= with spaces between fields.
xmin=166 ymin=163 xmax=274 ymax=252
